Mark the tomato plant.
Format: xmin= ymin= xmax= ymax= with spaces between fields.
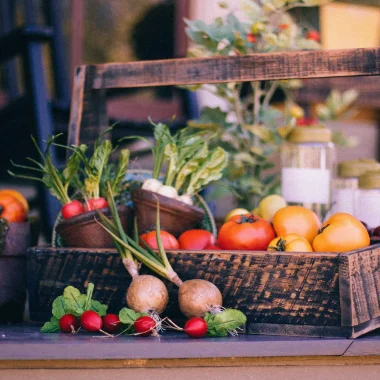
xmin=178 ymin=229 xmax=216 ymax=250
xmin=140 ymin=230 xmax=179 ymax=250
xmin=312 ymin=212 xmax=370 ymax=252
xmin=272 ymin=206 xmax=321 ymax=243
xmin=217 ymin=213 xmax=275 ymax=251
xmin=0 ymin=193 xmax=27 ymax=222
xmin=268 ymin=234 xmax=313 ymax=252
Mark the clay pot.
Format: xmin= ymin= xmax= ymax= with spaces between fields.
xmin=55 ymin=205 xmax=131 ymax=248
xmin=0 ymin=220 xmax=31 ymax=323
xmin=131 ymin=188 xmax=205 ymax=237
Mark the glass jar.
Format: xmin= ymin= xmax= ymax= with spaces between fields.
xmin=354 ymin=171 xmax=380 ymax=229
xmin=280 ymin=125 xmax=336 ymax=220
xmin=331 ymin=159 xmax=380 ymax=215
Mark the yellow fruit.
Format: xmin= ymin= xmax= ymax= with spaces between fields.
xmin=251 ymin=207 xmax=260 ymax=216
xmin=258 ymin=195 xmax=287 ymax=222
xmin=224 ymin=208 xmax=249 ymax=222
xmin=289 ymin=104 xmax=305 ymax=119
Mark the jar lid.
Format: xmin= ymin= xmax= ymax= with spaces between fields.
xmin=339 ymin=159 xmax=380 ymax=178
xmin=287 ymin=125 xmax=332 ymax=143
xmin=359 ymin=170 xmax=380 ymax=189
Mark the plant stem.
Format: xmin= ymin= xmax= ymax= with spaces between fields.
xmin=262 ymin=81 xmax=278 ymax=109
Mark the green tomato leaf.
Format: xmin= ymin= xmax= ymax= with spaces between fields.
xmin=40 ymin=316 xmax=60 ymax=333
xmin=90 ymin=300 xmax=108 ymax=317
xmin=51 ymin=296 xmax=67 ymax=319
xmin=118 ymin=307 xmax=146 ymax=325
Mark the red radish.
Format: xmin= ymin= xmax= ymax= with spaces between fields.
xmin=102 ymin=314 xmax=121 ymax=334
xmin=84 ymin=197 xmax=108 ymax=212
xmin=134 ymin=316 xmax=156 ymax=336
xmin=80 ymin=310 xmax=103 ymax=332
xmin=184 ymin=317 xmax=208 ymax=338
xmin=61 ymin=200 xmax=84 ymax=219
xmin=59 ymin=314 xmax=79 ymax=333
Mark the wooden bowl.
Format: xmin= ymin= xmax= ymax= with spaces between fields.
xmin=55 ymin=205 xmax=131 ymax=248
xmin=131 ymin=188 xmax=205 ymax=237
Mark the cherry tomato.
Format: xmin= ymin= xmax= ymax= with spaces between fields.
xmin=268 ymin=234 xmax=313 ymax=252
xmin=140 ymin=230 xmax=179 ymax=250
xmin=61 ymin=200 xmax=84 ymax=219
xmin=0 ymin=193 xmax=27 ymax=222
xmin=178 ymin=229 xmax=216 ymax=250
xmin=272 ymin=206 xmax=322 ymax=244
xmin=312 ymin=213 xmax=370 ymax=252
xmin=84 ymin=197 xmax=108 ymax=212
xmin=306 ymin=30 xmax=320 ymax=42
xmin=217 ymin=213 xmax=275 ymax=251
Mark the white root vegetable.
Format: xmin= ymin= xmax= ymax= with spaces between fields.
xmin=176 ymin=194 xmax=193 ymax=206
xmin=178 ymin=279 xmax=223 ymax=319
xmin=142 ymin=178 xmax=163 ymax=192
xmin=126 ymin=275 xmax=169 ymax=314
xmin=157 ymin=185 xmax=178 ymax=198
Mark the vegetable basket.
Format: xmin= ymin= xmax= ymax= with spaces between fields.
xmin=28 ymin=47 xmax=380 ymax=338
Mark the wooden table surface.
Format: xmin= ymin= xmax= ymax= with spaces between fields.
xmin=2 ymin=324 xmax=380 ymax=380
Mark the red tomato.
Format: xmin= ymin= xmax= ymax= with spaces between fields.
xmin=178 ymin=229 xmax=216 ymax=250
xmin=306 ymin=30 xmax=320 ymax=42
xmin=140 ymin=230 xmax=179 ymax=250
xmin=204 ymin=244 xmax=222 ymax=250
xmin=84 ymin=197 xmax=109 ymax=212
xmin=218 ymin=213 xmax=275 ymax=251
xmin=61 ymin=200 xmax=84 ymax=219
xmin=247 ymin=33 xmax=257 ymax=43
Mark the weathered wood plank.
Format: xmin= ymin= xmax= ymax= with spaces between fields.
xmin=297 ymin=77 xmax=380 ymax=109
xmin=87 ymin=48 xmax=380 ymax=89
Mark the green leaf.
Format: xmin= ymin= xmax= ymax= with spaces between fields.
xmin=118 ymin=307 xmax=146 ymax=324
xmin=63 ymin=144 xmax=87 ymax=184
xmin=207 ymin=309 xmax=247 ymax=337
xmin=52 ymin=296 xmax=67 ymax=319
xmin=40 ymin=316 xmax=60 ymax=333
xmin=85 ymin=283 xmax=94 ymax=310
xmin=90 ymin=300 xmax=108 ymax=316
xmin=84 ymin=140 xmax=113 ymax=199
xmin=109 ymin=149 xmax=130 ymax=195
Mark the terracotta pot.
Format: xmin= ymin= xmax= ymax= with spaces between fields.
xmin=131 ymin=188 xmax=205 ymax=237
xmin=0 ymin=220 xmax=31 ymax=323
xmin=55 ymin=205 xmax=131 ymax=248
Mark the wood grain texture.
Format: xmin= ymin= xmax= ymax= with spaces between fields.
xmin=297 ymin=77 xmax=380 ymax=109
xmin=339 ymin=246 xmax=380 ymax=328
xmin=28 ymin=247 xmax=343 ymax=336
xmin=87 ymin=48 xmax=380 ymax=89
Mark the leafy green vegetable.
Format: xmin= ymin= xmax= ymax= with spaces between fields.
xmin=119 ymin=307 xmax=146 ymax=325
xmin=204 ymin=309 xmax=247 ymax=337
xmin=40 ymin=316 xmax=60 ymax=333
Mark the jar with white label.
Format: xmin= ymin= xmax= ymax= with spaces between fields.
xmin=280 ymin=125 xmax=336 ymax=220
xmin=354 ymin=171 xmax=380 ymax=229
xmin=331 ymin=159 xmax=380 ymax=216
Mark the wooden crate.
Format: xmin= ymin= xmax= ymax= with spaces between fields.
xmin=28 ymin=244 xmax=380 ymax=338
xmin=28 ymin=47 xmax=380 ymax=338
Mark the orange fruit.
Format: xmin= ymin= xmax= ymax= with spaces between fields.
xmin=0 ymin=189 xmax=29 ymax=213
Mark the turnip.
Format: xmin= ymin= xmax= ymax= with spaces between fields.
xmin=156 ymin=185 xmax=178 ymax=198
xmin=142 ymin=178 xmax=163 ymax=193
xmin=98 ymin=188 xmax=224 ymax=320
xmin=59 ymin=314 xmax=79 ymax=333
xmin=176 ymin=194 xmax=193 ymax=206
